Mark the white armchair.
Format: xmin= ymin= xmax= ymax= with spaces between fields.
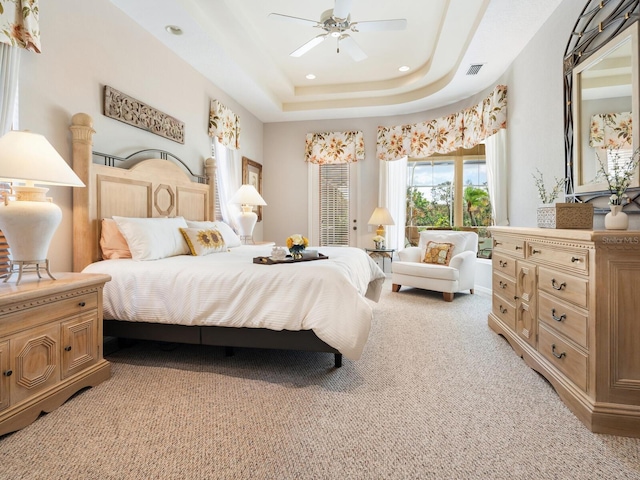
xmin=391 ymin=230 xmax=478 ymax=301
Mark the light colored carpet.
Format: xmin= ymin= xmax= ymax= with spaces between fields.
xmin=1 ymin=282 xmax=639 ymax=480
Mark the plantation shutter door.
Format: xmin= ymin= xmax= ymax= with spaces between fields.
xmin=319 ymin=164 xmax=350 ymax=246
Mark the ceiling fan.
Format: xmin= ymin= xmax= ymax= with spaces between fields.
xmin=269 ymin=0 xmax=408 ymax=62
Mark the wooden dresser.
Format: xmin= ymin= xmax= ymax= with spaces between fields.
xmin=488 ymin=227 xmax=640 ymax=437
xmin=0 ymin=273 xmax=111 ymax=436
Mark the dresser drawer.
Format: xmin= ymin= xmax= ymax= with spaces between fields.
xmin=538 ymin=266 xmax=588 ymax=309
xmin=493 ymin=272 xmax=516 ymax=302
xmin=492 ymin=294 xmax=516 ymax=330
xmin=538 ymin=291 xmax=588 ymax=349
xmin=528 ymin=243 xmax=588 ymax=274
xmin=539 ymin=324 xmax=588 ymax=391
xmin=493 ymin=236 xmax=525 ymax=258
xmin=492 ymin=252 xmax=516 ymax=278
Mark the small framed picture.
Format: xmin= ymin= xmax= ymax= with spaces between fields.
xmin=242 ymin=157 xmax=263 ymax=221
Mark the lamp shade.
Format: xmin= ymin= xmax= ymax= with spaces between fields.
xmin=229 ymin=184 xmax=267 ymax=206
xmin=0 ymin=131 xmax=84 ymax=187
xmin=368 ymin=207 xmax=395 ymax=226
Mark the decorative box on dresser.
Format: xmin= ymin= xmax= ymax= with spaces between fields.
xmin=488 ymin=226 xmax=640 ymax=437
xmin=0 ymin=273 xmax=111 ymax=436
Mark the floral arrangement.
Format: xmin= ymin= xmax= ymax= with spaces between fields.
xmin=596 ymin=148 xmax=640 ymax=205
xmin=286 ymin=234 xmax=309 ymax=256
xmin=372 ymin=235 xmax=385 ymax=248
xmin=532 ymin=168 xmax=566 ymax=204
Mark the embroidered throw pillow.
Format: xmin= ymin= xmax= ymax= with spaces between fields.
xmin=179 ymin=228 xmax=226 ymax=256
xmin=186 ymin=220 xmax=242 ymax=248
xmin=423 ymin=241 xmax=454 ymax=266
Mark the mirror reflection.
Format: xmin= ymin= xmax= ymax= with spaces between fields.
xmin=574 ymin=27 xmax=636 ymax=194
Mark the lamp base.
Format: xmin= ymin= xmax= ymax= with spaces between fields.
xmin=376 ymin=225 xmax=385 ymax=236
xmin=4 ymin=259 xmax=56 ymax=285
xmin=236 ymin=210 xmax=258 ymax=245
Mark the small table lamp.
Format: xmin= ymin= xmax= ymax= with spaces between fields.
xmin=368 ymin=207 xmax=395 ymax=237
xmin=229 ymin=184 xmax=266 ymax=244
xmin=0 ymin=131 xmax=85 ymax=284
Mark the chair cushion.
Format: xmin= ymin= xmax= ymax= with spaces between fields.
xmin=392 ymin=261 xmax=459 ymax=281
xmin=423 ymin=241 xmax=454 ymax=265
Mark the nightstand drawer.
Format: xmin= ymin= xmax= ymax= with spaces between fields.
xmin=539 ymin=324 xmax=588 ymax=391
xmin=538 ymin=291 xmax=588 ymax=349
xmin=538 ymin=266 xmax=588 ymax=309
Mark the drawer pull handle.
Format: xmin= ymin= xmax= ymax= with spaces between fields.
xmin=499 ymin=305 xmax=507 ymax=314
xmin=571 ymin=256 xmax=580 ymax=263
xmin=3 ymin=370 xmax=12 ymax=377
xmin=499 ymin=260 xmax=507 ymax=267
xmin=532 ymin=249 xmax=541 ymax=254
xmin=551 ymin=279 xmax=566 ymax=291
xmin=78 ymin=301 xmax=86 ymax=307
xmin=551 ymin=344 xmax=566 ymax=359
xmin=494 ymin=240 xmax=502 ymax=246
xmin=515 ymin=245 xmax=523 ymax=250
xmin=499 ymin=281 xmax=507 ymax=289
xmin=64 ymin=346 xmax=72 ymax=352
xmin=551 ymin=309 xmax=566 ymax=322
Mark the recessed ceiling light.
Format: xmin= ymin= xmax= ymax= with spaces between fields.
xmin=398 ymin=65 xmax=410 ymax=72
xmin=165 ymin=25 xmax=183 ymax=35
xmin=306 ymin=74 xmax=316 ymax=80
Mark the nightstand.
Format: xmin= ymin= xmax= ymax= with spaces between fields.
xmin=0 ymin=272 xmax=111 ymax=436
xmin=365 ymin=248 xmax=395 ymax=270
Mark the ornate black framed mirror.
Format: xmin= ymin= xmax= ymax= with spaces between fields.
xmin=564 ymin=0 xmax=640 ymax=211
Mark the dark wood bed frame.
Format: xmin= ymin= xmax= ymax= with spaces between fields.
xmin=70 ymin=113 xmax=342 ymax=368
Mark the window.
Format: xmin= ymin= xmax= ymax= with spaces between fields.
xmin=406 ymin=146 xmax=491 ymax=246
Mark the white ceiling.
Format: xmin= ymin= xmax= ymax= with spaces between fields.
xmin=111 ymin=0 xmax=564 ymax=123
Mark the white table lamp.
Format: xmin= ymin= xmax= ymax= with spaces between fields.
xmin=0 ymin=130 xmax=85 ymax=284
xmin=229 ymin=184 xmax=266 ymax=244
xmin=368 ymin=207 xmax=395 ymax=236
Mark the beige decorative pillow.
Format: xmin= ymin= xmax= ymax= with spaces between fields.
xmin=423 ymin=241 xmax=454 ymax=266
xmin=100 ymin=218 xmax=132 ymax=259
xmin=179 ymin=228 xmax=226 ymax=256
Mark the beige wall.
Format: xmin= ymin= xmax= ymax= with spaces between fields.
xmin=17 ymin=0 xmax=636 ymax=272
xmin=18 ymin=0 xmax=263 ymax=272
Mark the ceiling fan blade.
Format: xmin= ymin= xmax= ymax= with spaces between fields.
xmin=268 ymin=13 xmax=319 ymax=28
xmin=333 ymin=0 xmax=353 ymax=20
xmin=290 ymin=34 xmax=328 ymax=57
xmin=352 ymin=19 xmax=408 ymax=32
xmin=339 ymin=34 xmax=367 ymax=62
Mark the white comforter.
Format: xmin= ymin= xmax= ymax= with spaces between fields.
xmin=83 ymin=245 xmax=386 ymax=360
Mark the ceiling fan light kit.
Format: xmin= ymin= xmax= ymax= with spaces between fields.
xmin=270 ymin=0 xmax=407 ymax=62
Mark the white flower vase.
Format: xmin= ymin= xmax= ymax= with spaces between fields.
xmin=604 ymin=204 xmax=629 ymax=230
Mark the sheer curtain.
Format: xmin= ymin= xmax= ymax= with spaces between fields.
xmin=485 ymin=129 xmax=509 ymax=226
xmin=0 ymin=44 xmax=21 ymax=135
xmin=213 ymin=138 xmax=242 ymax=230
xmin=379 ymin=157 xmax=407 ymax=251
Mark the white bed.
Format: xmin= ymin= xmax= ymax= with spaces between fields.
xmin=70 ymin=113 xmax=384 ymax=366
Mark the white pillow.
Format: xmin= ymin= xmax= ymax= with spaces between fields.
xmin=186 ymin=220 xmax=242 ymax=248
xmin=112 ymin=216 xmax=190 ymax=261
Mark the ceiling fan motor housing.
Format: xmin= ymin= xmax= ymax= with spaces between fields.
xmin=321 ymin=9 xmax=351 ymax=37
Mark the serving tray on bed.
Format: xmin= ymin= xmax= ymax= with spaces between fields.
xmin=253 ymin=253 xmax=329 ymax=265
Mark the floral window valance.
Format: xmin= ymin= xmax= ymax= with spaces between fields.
xmin=589 ymin=112 xmax=632 ymax=149
xmin=377 ymin=84 xmax=507 ymax=161
xmin=0 ymin=0 xmax=40 ymax=53
xmin=305 ymin=130 xmax=365 ymax=164
xmin=208 ymin=99 xmax=241 ymax=150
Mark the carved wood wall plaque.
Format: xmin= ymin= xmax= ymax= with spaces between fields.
xmin=103 ymin=86 xmax=185 ymax=144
